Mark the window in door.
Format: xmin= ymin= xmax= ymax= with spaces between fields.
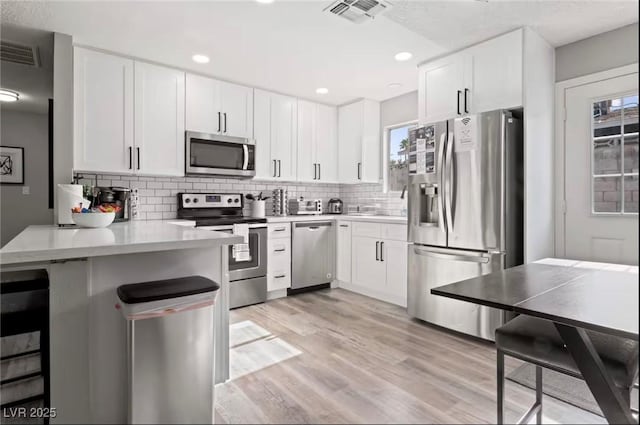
xmin=384 ymin=122 xmax=417 ymax=193
xmin=592 ymin=94 xmax=638 ymax=214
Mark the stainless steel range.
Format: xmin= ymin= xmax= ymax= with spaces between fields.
xmin=177 ymin=192 xmax=267 ymax=309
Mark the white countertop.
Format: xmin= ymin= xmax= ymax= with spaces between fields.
xmin=0 ymin=221 xmax=243 ymax=266
xmin=266 ymin=214 xmax=408 ymax=224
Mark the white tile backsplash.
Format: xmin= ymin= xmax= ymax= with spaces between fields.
xmin=75 ymin=174 xmax=407 ymax=219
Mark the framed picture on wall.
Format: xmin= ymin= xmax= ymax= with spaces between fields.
xmin=0 ymin=146 xmax=25 ymax=185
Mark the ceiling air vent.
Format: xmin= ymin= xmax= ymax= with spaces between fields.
xmin=0 ymin=41 xmax=40 ymax=67
xmin=325 ymin=0 xmax=391 ymax=24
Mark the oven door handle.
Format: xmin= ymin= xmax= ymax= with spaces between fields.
xmin=242 ymin=145 xmax=249 ymax=170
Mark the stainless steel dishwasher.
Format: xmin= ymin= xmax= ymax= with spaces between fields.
xmin=291 ymin=221 xmax=335 ymax=290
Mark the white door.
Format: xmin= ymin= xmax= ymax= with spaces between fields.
xmin=351 ymin=236 xmax=385 ymax=290
xmin=338 ymin=102 xmax=362 ymax=183
xmin=185 ymin=73 xmax=221 ymax=134
xmin=562 ymin=71 xmax=638 ymax=264
xmin=219 ymin=81 xmax=253 ymax=138
xmin=336 ymin=221 xmax=352 ymax=282
xmin=382 ymin=239 xmax=407 ymax=307
xmin=270 ymin=93 xmax=297 ymax=180
xmin=316 ymin=104 xmax=338 ymax=182
xmin=134 ymin=62 xmax=185 ymax=176
xmin=297 ymin=99 xmax=317 ymax=182
xmin=418 ymin=53 xmax=465 ymax=124
xmin=74 ymin=48 xmax=134 ymax=174
xmin=467 ymin=29 xmax=523 ymax=114
xmin=253 ymin=89 xmax=273 ymax=179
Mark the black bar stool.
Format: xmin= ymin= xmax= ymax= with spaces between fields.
xmin=495 ymin=315 xmax=638 ymax=424
xmin=1 ymin=270 xmax=50 ymax=422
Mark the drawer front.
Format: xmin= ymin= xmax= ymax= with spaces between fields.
xmin=267 ymin=271 xmax=291 ymax=291
xmin=381 ymin=224 xmax=408 ymax=242
xmin=268 ymin=223 xmax=291 ymax=239
xmin=351 ymin=221 xmax=381 ymax=238
xmin=268 ymin=237 xmax=291 ymax=291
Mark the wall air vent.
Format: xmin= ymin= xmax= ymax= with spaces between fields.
xmin=0 ymin=41 xmax=40 ymax=67
xmin=325 ymin=0 xmax=391 ymax=24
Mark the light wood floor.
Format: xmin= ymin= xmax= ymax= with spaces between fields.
xmin=215 ymin=289 xmax=605 ymax=424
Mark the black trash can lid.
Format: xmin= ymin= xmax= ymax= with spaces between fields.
xmin=117 ymin=276 xmax=220 ymax=304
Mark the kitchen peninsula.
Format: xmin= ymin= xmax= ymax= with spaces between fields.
xmin=0 ymin=221 xmax=242 ymax=424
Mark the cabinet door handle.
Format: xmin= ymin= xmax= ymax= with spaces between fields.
xmin=128 ymin=147 xmax=133 ymax=169
xmin=224 ymin=112 xmax=227 ymax=133
xmin=357 ymin=162 xmax=361 ymax=180
xmin=313 ymin=163 xmax=317 ymax=180
xmin=274 ymin=274 xmax=286 ymax=279
xmin=457 ymin=90 xmax=462 ymax=115
xmin=339 ymin=224 xmax=349 ymax=228
xmin=464 ymin=88 xmax=469 ymax=114
xmin=218 ymin=112 xmax=221 ymax=132
xmin=278 ymin=160 xmax=281 ymax=177
xmin=380 ymin=241 xmax=384 ymax=261
xmin=274 ymin=248 xmax=286 ymax=252
xmin=375 ymin=241 xmax=379 ymax=261
xmin=274 ymin=227 xmax=286 ymax=232
xmin=136 ymin=147 xmax=140 ymax=170
xmin=273 ymin=159 xmax=277 ymax=177
xmin=318 ymin=163 xmax=321 ymax=180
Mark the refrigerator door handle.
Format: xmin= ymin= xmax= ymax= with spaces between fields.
xmin=444 ymin=130 xmax=455 ymax=234
xmin=437 ymin=131 xmax=447 ymax=234
xmin=413 ymin=247 xmax=490 ymax=263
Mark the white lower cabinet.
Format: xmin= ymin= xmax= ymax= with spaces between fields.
xmin=267 ymin=224 xmax=291 ymax=292
xmin=339 ymin=221 xmax=408 ymax=307
xmin=336 ymin=221 xmax=352 ymax=282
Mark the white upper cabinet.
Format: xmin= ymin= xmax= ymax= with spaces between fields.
xmin=338 ymin=99 xmax=380 ymax=184
xmin=254 ymin=89 xmax=297 ymax=180
xmin=418 ymin=29 xmax=524 ymax=124
xmin=74 ymin=47 xmax=134 ymax=174
xmin=185 ymin=74 xmax=253 ymax=138
xmin=134 ymin=62 xmax=185 ymax=176
xmin=418 ymin=54 xmax=466 ymax=125
xmin=297 ymin=100 xmax=338 ymax=183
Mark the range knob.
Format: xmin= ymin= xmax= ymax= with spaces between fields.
xmin=193 ymin=198 xmax=199 ymax=204
xmin=227 ymin=198 xmax=233 ymax=203
xmin=234 ymin=198 xmax=240 ymax=203
xmin=184 ymin=198 xmax=191 ymax=204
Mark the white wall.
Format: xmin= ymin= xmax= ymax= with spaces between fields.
xmin=556 ymin=23 xmax=639 ymax=82
xmin=380 ymin=90 xmax=418 ymax=128
xmin=0 ymin=110 xmax=53 ymax=246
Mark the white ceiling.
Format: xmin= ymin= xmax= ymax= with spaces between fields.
xmin=1 ymin=1 xmax=638 ymax=106
xmin=0 ymin=24 xmax=53 ymax=114
xmin=386 ymin=0 xmax=639 ymax=51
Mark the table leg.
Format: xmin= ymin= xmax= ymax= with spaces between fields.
xmin=554 ymin=323 xmax=636 ymax=424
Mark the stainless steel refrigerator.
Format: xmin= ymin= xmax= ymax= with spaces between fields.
xmin=407 ymin=109 xmax=523 ymax=340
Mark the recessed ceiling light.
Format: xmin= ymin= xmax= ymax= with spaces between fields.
xmin=192 ymin=54 xmax=210 ymax=64
xmin=256 ymin=0 xmax=274 ymax=3
xmin=316 ymin=88 xmax=329 ymax=95
xmin=394 ymin=52 xmax=413 ymax=62
xmin=388 ymin=83 xmax=402 ymax=89
xmin=0 ymin=89 xmax=19 ymax=102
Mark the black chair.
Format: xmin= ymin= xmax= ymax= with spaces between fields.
xmin=1 ymin=270 xmax=50 ymax=421
xmin=495 ymin=315 xmax=639 ymax=424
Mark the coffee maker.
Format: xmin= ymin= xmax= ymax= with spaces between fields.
xmin=95 ymin=187 xmax=131 ymax=222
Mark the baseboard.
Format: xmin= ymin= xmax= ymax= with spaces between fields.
xmin=336 ymin=281 xmax=407 ymax=308
xmin=267 ymin=289 xmax=288 ymax=300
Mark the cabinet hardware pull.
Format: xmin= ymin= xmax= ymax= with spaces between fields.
xmin=274 ymin=227 xmax=286 ymax=232
xmin=275 ymin=274 xmax=286 ymax=279
xmin=318 ymin=163 xmax=321 ymax=180
xmin=224 ymin=112 xmax=227 ymax=133
xmin=218 ymin=112 xmax=221 ymax=132
xmin=313 ymin=163 xmax=317 ymax=180
xmin=380 ymin=241 xmax=384 ymax=261
xmin=375 ymin=241 xmax=379 ymax=261
xmin=278 ymin=160 xmax=281 ymax=177
xmin=464 ymin=88 xmax=469 ymax=114
xmin=339 ymin=224 xmax=349 ymax=228
xmin=357 ymin=162 xmax=361 ymax=180
xmin=274 ymin=248 xmax=286 ymax=252
xmin=457 ymin=90 xmax=462 ymax=115
xmin=136 ymin=147 xmax=140 ymax=170
xmin=273 ymin=159 xmax=277 ymax=177
xmin=128 ymin=147 xmax=133 ymax=169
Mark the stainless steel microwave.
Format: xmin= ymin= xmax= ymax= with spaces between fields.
xmin=185 ymin=131 xmax=256 ymax=177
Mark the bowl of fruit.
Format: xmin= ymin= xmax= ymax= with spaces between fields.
xmin=71 ymin=204 xmax=120 ymax=228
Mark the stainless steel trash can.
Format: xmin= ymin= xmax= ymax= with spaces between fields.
xmin=116 ymin=276 xmax=220 ymax=424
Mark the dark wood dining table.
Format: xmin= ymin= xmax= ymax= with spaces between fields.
xmin=431 ymin=259 xmax=639 ymax=424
